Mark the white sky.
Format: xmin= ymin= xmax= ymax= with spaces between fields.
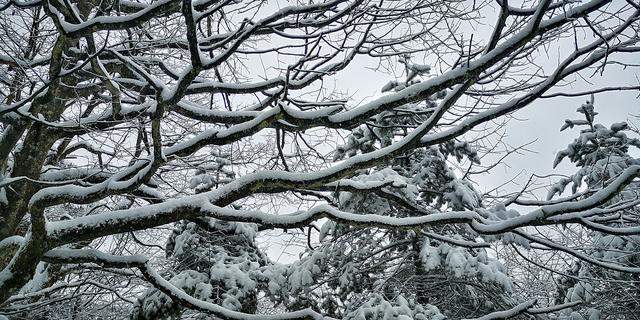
xmin=260 ymin=2 xmax=640 ymax=262
xmin=314 ymin=1 xmax=640 ymax=200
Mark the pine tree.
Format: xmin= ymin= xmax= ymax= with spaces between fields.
xmin=131 ymin=149 xmax=267 ymax=319
xmin=277 ymin=58 xmax=520 ymax=319
xmin=550 ymin=97 xmax=640 ymax=320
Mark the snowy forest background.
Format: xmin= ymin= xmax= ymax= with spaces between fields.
xmin=0 ymin=0 xmax=639 ymax=319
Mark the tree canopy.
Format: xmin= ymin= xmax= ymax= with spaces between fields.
xmin=0 ymin=0 xmax=639 ymax=319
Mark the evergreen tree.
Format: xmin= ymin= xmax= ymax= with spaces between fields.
xmin=550 ymin=98 xmax=640 ymax=320
xmin=131 ymin=150 xmax=267 ymax=319
xmin=277 ymin=59 xmax=520 ymax=319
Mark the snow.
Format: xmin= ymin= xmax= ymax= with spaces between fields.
xmin=443 ymin=179 xmax=481 ymax=210
xmin=570 ymin=311 xmax=586 ymax=320
xmin=39 ymin=167 xmax=106 ymax=182
xmin=318 ymin=220 xmax=336 ymax=242
xmin=344 ymin=294 xmax=444 ymax=320
xmin=42 ymin=248 xmax=325 ymax=319
xmin=287 ymin=266 xmax=314 ymax=293
xmin=1 ymin=1 xmax=638 ymax=319
xmin=445 ymin=247 xmax=467 ymax=277
xmin=0 ymin=235 xmax=24 ymax=250
xmin=588 ymin=309 xmax=601 ymax=320
xmin=462 ymin=300 xmax=536 ymax=320
xmin=52 ymin=0 xmax=174 ymax=34
xmin=46 ymin=154 xmax=638 ymax=249
xmin=143 ymin=265 xmax=328 ymax=320
xmin=177 ymin=100 xmax=258 ymax=120
xmin=46 ymin=196 xmax=207 ymax=240
xmin=420 ymin=239 xmax=512 ymax=292
xmin=45 ymin=248 xmax=148 ymax=265
xmin=420 ymin=242 xmax=441 ymax=270
xmin=209 ymin=256 xmax=258 ymax=309
xmin=18 ymin=262 xmax=49 ymax=294
xmin=164 ymin=106 xmax=280 ymax=156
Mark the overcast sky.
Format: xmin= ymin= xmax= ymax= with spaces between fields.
xmin=318 ymin=2 xmax=640 ymax=201
xmin=256 ymin=1 xmax=640 ymax=262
